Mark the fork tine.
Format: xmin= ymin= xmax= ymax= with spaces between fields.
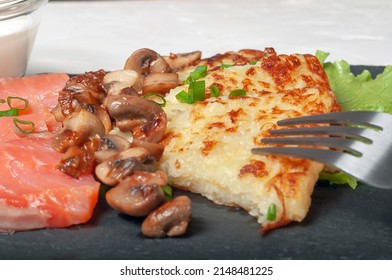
xmin=268 ymin=125 xmax=373 ymax=143
xmin=278 ymin=111 xmax=383 ymax=130
xmin=261 ymin=136 xmax=365 ymax=156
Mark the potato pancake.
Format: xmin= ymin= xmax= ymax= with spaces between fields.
xmin=159 ymin=48 xmax=339 ymax=230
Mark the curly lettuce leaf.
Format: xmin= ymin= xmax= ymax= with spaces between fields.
xmin=316 ymin=50 xmax=392 ymax=113
xmin=315 ymin=50 xmax=392 ymax=189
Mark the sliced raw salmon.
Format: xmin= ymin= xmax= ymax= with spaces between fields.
xmin=0 ymin=112 xmax=60 ymax=142
xmin=0 ymin=73 xmax=100 ymax=232
xmin=0 ymin=138 xmax=100 ymax=231
xmin=0 ymin=73 xmax=69 ymax=141
xmin=0 ymin=73 xmax=69 ymax=111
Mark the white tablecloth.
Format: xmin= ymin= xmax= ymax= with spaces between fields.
xmin=27 ymin=0 xmax=392 ymax=75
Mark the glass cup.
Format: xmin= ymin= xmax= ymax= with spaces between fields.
xmin=0 ymin=0 xmax=48 ymax=78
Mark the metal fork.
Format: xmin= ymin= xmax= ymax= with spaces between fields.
xmin=251 ymin=111 xmax=392 ymax=189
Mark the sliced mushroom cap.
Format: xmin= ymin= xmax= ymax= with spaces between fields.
xmin=131 ymin=139 xmax=164 ymax=161
xmin=108 ymin=127 xmax=134 ymax=143
xmin=103 ymin=70 xmax=139 ymax=95
xmin=58 ymin=70 xmax=107 ymax=117
xmin=95 ymin=147 xmax=156 ymax=186
xmin=52 ymin=109 xmax=106 ymax=153
xmin=57 ymin=144 xmax=95 ymax=178
xmin=124 ymin=48 xmax=171 ymax=74
xmin=142 ymin=72 xmax=179 ymax=96
xmin=104 ymin=94 xmax=167 ymax=143
xmin=105 ymin=170 xmax=168 ymax=217
xmin=141 ymin=195 xmax=192 ymax=238
xmin=163 ymin=51 xmax=202 ymax=72
xmin=94 ymin=134 xmax=132 ymax=163
xmin=84 ymin=104 xmax=112 ymax=134
xmin=124 ymin=48 xmax=172 ymax=91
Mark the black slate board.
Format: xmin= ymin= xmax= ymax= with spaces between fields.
xmin=1 ymin=66 xmax=391 ymax=260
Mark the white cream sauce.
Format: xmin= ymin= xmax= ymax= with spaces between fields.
xmin=0 ymin=16 xmax=39 ymax=78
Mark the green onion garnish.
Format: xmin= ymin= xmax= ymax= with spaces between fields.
xmin=210 ymin=85 xmax=220 ymax=97
xmin=162 ymin=183 xmax=173 ymax=201
xmin=0 ymin=108 xmax=19 ymax=117
xmin=144 ymin=93 xmax=167 ymax=107
xmin=184 ymin=65 xmax=207 ymax=84
xmin=175 ymin=90 xmax=193 ymax=104
xmin=249 ymin=60 xmax=258 ymax=65
xmin=190 ymin=65 xmax=207 ymax=80
xmin=189 ymin=80 xmax=205 ymax=101
xmin=13 ymin=118 xmax=35 ymax=134
xmin=176 ymin=80 xmax=206 ymax=104
xmin=7 ymin=96 xmax=29 ymax=110
xmin=229 ymin=89 xmax=247 ymax=98
xmin=267 ymin=203 xmax=277 ymax=221
xmin=0 ymin=96 xmax=34 ymax=133
xmin=221 ymin=63 xmax=233 ymax=69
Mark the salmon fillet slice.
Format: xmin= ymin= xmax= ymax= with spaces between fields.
xmin=0 ymin=138 xmax=100 ymax=231
xmin=0 ymin=73 xmax=100 ymax=232
xmin=0 ymin=73 xmax=69 ymax=111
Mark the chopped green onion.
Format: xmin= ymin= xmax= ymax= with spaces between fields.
xmin=0 ymin=99 xmax=5 ymax=104
xmin=229 ymin=89 xmax=247 ymax=98
xmin=7 ymin=96 xmax=29 ymax=110
xmin=0 ymin=108 xmax=19 ymax=117
xmin=175 ymin=90 xmax=193 ymax=104
xmin=267 ymin=203 xmax=277 ymax=221
xmin=189 ymin=80 xmax=206 ymax=102
xmin=221 ymin=63 xmax=233 ymax=69
xmin=190 ymin=65 xmax=207 ymax=80
xmin=144 ymin=93 xmax=167 ymax=107
xmin=249 ymin=60 xmax=258 ymax=65
xmin=13 ymin=118 xmax=35 ymax=134
xmin=176 ymin=80 xmax=206 ymax=104
xmin=162 ymin=184 xmax=173 ymax=201
xmin=184 ymin=65 xmax=208 ymax=84
xmin=210 ymin=85 xmax=220 ymax=97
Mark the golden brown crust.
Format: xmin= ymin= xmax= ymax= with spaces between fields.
xmin=160 ymin=48 xmax=340 ymax=231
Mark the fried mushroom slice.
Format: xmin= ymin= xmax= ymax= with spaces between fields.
xmin=124 ymin=48 xmax=171 ymax=92
xmin=104 ymin=94 xmax=167 ymax=143
xmin=84 ymin=104 xmax=112 ymax=134
xmin=102 ymin=70 xmax=139 ymax=96
xmin=141 ymin=195 xmax=192 ymax=238
xmin=105 ymin=170 xmax=167 ymax=217
xmin=52 ymin=109 xmax=106 ymax=153
xmin=163 ymin=51 xmax=202 ymax=72
xmin=142 ymin=72 xmax=178 ymax=96
xmin=94 ymin=135 xmax=131 ymax=163
xmin=131 ymin=138 xmax=164 ymax=161
xmin=57 ymin=140 xmax=97 ymax=178
xmin=57 ymin=70 xmax=106 ymax=117
xmin=95 ymin=147 xmax=157 ymax=186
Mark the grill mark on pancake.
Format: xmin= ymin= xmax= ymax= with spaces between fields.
xmin=239 ymin=160 xmax=268 ymax=178
xmin=201 ymin=139 xmax=217 ymax=156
